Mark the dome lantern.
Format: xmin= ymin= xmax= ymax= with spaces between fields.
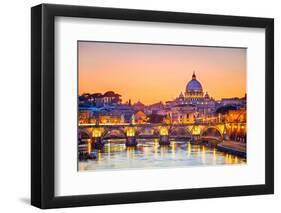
xmin=192 ymin=71 xmax=196 ymax=80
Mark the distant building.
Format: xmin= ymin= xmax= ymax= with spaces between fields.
xmin=220 ymin=97 xmax=242 ymax=106
xmin=169 ymin=72 xmax=217 ymax=117
xmin=185 ymin=72 xmax=204 ymax=99
xmin=132 ymin=101 xmax=145 ymax=111
xmin=99 ymin=115 xmax=122 ymax=124
xmin=145 ymin=102 xmax=165 ymax=115
xmin=110 ymin=105 xmax=134 ymax=123
xmin=79 ymin=91 xmax=121 ymax=107
xmin=78 ymin=72 xmax=246 ymax=125
xmin=226 ymin=108 xmax=246 ymax=123
xmin=102 ymin=91 xmax=122 ymax=106
xmin=79 ymin=110 xmax=93 ymax=124
xmin=223 ymin=94 xmax=246 ymax=105
xmin=134 ymin=111 xmax=148 ymax=124
xmin=166 ymin=104 xmax=196 ymax=124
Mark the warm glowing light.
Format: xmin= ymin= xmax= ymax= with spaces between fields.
xmin=197 ymin=146 xmax=201 ymax=154
xmin=127 ymin=147 xmax=135 ymax=159
xmin=225 ymin=153 xmax=229 ymax=164
xmin=92 ymin=128 xmax=102 ymax=137
xmin=212 ymin=148 xmax=217 ymax=164
xmin=171 ymin=141 xmax=175 ymax=157
xmin=225 ymin=153 xmax=234 ymax=164
xmin=107 ymin=143 xmax=111 ymax=159
xmin=154 ymin=139 xmax=158 ymax=159
xmin=159 ymin=126 xmax=169 ymax=136
xmin=160 ymin=146 xmax=168 ymax=157
xmin=234 ymin=156 xmax=238 ymax=164
xmin=87 ymin=140 xmax=91 ymax=154
xmin=97 ymin=151 xmax=102 ymax=161
xmin=126 ymin=127 xmax=135 ymax=137
xmin=201 ymin=146 xmax=206 ymax=164
xmin=192 ymin=126 xmax=201 ymax=135
xmin=187 ymin=143 xmax=191 ymax=157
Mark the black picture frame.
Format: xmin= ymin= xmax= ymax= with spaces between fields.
xmin=31 ymin=3 xmax=274 ymax=209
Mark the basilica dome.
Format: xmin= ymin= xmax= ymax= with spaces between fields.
xmin=185 ymin=72 xmax=203 ymax=93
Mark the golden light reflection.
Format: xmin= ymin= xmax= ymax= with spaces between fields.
xmin=107 ymin=143 xmax=111 ymax=160
xmin=160 ymin=146 xmax=168 ymax=157
xmin=225 ymin=153 xmax=234 ymax=164
xmin=87 ymin=140 xmax=91 ymax=154
xmin=187 ymin=143 xmax=191 ymax=157
xmin=127 ymin=147 xmax=135 ymax=159
xmin=171 ymin=141 xmax=175 ymax=158
xmin=234 ymin=156 xmax=238 ymax=164
xmin=225 ymin=153 xmax=228 ymax=164
xmin=97 ymin=150 xmax=102 ymax=161
xmin=197 ymin=146 xmax=201 ymax=155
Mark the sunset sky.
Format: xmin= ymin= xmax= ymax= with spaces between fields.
xmin=78 ymin=41 xmax=246 ymax=105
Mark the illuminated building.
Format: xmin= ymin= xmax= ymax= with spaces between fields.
xmin=226 ymin=108 xmax=246 ymax=123
xmin=79 ymin=110 xmax=93 ymax=124
xmin=78 ymin=72 xmax=246 ymax=126
xmin=171 ymin=72 xmax=217 ymax=118
xmin=99 ymin=115 xmax=121 ymax=124
xmin=166 ymin=105 xmax=196 ymax=124
xmin=134 ymin=111 xmax=148 ymax=124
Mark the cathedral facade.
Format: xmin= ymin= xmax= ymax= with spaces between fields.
xmin=175 ymin=72 xmax=217 ymax=116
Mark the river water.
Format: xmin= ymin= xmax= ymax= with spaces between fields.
xmin=78 ymin=139 xmax=246 ymax=171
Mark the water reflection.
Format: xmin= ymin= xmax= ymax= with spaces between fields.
xmin=212 ymin=148 xmax=217 ymax=165
xmin=79 ymin=139 xmax=246 ymax=171
xmin=201 ymin=146 xmax=206 ymax=164
xmin=187 ymin=143 xmax=191 ymax=157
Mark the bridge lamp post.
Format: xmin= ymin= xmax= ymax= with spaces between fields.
xmin=92 ymin=128 xmax=103 ymax=150
xmin=159 ymin=126 xmax=170 ymax=146
xmin=126 ymin=127 xmax=137 ymax=147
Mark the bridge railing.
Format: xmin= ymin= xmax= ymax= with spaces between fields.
xmin=78 ymin=121 xmax=246 ymax=128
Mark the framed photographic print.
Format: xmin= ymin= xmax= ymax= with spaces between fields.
xmin=31 ymin=4 xmax=274 ymax=209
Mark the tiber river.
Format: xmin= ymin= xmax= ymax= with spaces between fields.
xmin=78 ymin=139 xmax=246 ymax=171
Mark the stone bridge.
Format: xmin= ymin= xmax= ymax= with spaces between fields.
xmin=78 ymin=122 xmax=246 ymax=149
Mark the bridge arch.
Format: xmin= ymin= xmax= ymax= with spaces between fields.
xmin=200 ymin=126 xmax=223 ymax=140
xmin=102 ymin=128 xmax=126 ymax=139
xmin=169 ymin=126 xmax=193 ymax=138
xmin=78 ymin=128 xmax=92 ymax=139
xmin=135 ymin=126 xmax=159 ymax=137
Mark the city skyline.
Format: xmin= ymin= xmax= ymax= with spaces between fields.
xmin=78 ymin=41 xmax=246 ymax=105
xmin=78 ymin=41 xmax=247 ymax=170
